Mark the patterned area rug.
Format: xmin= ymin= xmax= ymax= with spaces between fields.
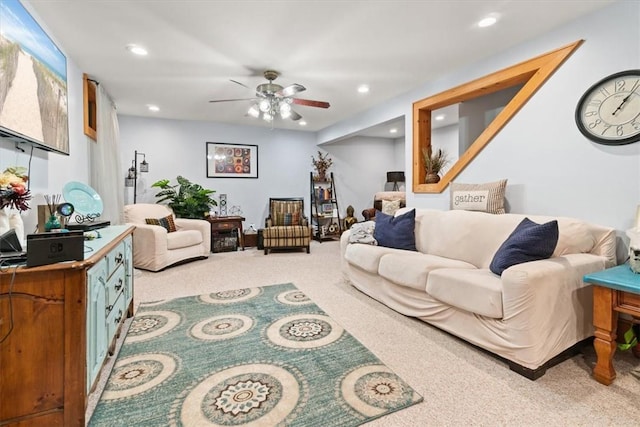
xmin=89 ymin=283 xmax=422 ymax=426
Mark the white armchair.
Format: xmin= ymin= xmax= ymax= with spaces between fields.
xmin=123 ymin=204 xmax=210 ymax=272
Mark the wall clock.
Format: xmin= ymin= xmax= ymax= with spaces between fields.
xmin=575 ymin=69 xmax=640 ymax=145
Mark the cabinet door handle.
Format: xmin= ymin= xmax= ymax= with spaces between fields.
xmin=115 ymin=253 xmax=124 ymax=263
xmin=115 ymin=279 xmax=123 ymax=291
xmin=106 ymin=305 xmax=113 ymax=315
xmin=115 ymin=310 xmax=123 ymax=324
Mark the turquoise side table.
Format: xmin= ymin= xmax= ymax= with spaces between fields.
xmin=584 ymin=263 xmax=640 ymax=385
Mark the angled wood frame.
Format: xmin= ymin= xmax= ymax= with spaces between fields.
xmin=412 ymin=40 xmax=583 ymax=193
xmin=83 ymin=73 xmax=97 ymax=141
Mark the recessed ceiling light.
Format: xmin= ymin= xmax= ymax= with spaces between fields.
xmin=357 ymin=84 xmax=370 ymax=94
xmin=299 ymin=120 xmax=307 ymax=126
xmin=389 ymin=128 xmax=398 ymax=134
xmin=478 ymin=15 xmax=498 ymax=28
xmin=147 ymin=104 xmax=159 ymax=112
xmin=126 ymin=44 xmax=148 ymax=56
xmin=434 ymin=114 xmax=445 ymax=121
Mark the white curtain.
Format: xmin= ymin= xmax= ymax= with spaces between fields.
xmin=90 ymin=84 xmax=124 ymax=224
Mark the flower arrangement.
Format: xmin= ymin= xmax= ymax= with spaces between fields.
xmin=0 ymin=166 xmax=31 ymax=211
xmin=311 ymin=151 xmax=333 ymax=181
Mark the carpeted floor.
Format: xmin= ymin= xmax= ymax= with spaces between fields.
xmin=88 ymin=283 xmax=422 ymax=426
xmin=87 ymin=240 xmax=640 ymax=426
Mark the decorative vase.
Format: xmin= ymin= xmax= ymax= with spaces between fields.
xmin=45 ymin=214 xmax=61 ymax=232
xmin=316 ymin=172 xmax=327 ymax=182
xmin=425 ymin=173 xmax=440 ymax=184
xmin=0 ymin=208 xmax=9 ymax=235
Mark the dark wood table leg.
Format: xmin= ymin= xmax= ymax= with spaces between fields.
xmin=238 ymin=221 xmax=244 ymax=250
xmin=592 ymin=285 xmax=618 ymax=385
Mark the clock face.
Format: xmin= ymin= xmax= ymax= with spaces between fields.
xmin=575 ymin=70 xmax=640 ymax=145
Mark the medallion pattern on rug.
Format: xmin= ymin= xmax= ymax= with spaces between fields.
xmin=89 ymin=283 xmax=422 ymax=426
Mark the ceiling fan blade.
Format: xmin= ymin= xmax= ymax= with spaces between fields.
xmin=289 ymin=110 xmax=302 ymax=121
xmin=209 ymin=98 xmax=257 ymax=103
xmin=292 ymin=98 xmax=330 ymax=109
xmin=277 ymin=84 xmax=306 ymax=97
xmin=230 ymin=79 xmax=250 ymax=89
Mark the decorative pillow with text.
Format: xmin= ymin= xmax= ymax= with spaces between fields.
xmin=450 ymin=179 xmax=507 ymax=214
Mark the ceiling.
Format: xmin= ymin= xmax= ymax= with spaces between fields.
xmin=25 ymin=0 xmax=614 ymax=136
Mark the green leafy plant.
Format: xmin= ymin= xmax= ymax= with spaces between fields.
xmin=151 ymin=176 xmax=217 ymax=219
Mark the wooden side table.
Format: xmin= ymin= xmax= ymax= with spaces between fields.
xmin=584 ymin=264 xmax=640 ymax=385
xmin=205 ymin=216 xmax=245 ymax=251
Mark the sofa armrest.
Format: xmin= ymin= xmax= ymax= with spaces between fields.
xmin=174 ymin=218 xmax=211 ymax=253
xmin=501 ymin=253 xmax=609 ymax=323
xmin=362 ymin=208 xmax=376 ymax=221
xmin=127 ymin=222 xmax=169 ymax=262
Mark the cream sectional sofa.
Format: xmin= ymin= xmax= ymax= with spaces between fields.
xmin=340 ymin=208 xmax=617 ymax=379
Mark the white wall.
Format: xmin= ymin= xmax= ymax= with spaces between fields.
xmin=319 ymin=1 xmax=640 ymax=241
xmin=118 ymin=116 xmax=401 ymax=227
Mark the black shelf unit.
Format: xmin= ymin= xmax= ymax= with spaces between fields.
xmin=310 ymin=171 xmax=342 ymax=241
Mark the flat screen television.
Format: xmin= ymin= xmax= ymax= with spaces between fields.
xmin=0 ymin=0 xmax=69 ymax=155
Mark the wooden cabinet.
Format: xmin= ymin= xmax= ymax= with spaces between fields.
xmin=0 ymin=225 xmax=134 ymax=426
xmin=205 ymin=216 xmax=245 ymax=252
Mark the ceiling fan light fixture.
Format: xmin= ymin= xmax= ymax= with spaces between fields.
xmin=263 ymin=112 xmax=273 ymax=122
xmin=259 ymin=99 xmax=271 ymax=113
xmin=247 ymin=104 xmax=260 ymax=118
xmin=279 ymin=102 xmax=291 ymax=114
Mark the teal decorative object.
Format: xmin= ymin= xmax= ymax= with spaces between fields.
xmin=44 ymin=214 xmax=61 ymax=231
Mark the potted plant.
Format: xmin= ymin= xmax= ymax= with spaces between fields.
xmin=311 ymin=151 xmax=333 ymax=181
xmin=421 ymin=146 xmax=449 ymax=184
xmin=151 ymin=176 xmax=217 ymax=219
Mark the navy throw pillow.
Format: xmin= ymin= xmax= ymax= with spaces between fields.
xmin=490 ymin=217 xmax=559 ymax=276
xmin=373 ymin=209 xmax=417 ymax=251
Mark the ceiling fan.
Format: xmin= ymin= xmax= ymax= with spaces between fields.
xmin=209 ymin=70 xmax=330 ymax=122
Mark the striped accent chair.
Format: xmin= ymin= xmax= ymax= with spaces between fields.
xmin=263 ymin=198 xmax=311 ymax=255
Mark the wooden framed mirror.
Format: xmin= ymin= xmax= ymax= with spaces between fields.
xmin=412 ymin=40 xmax=583 ymax=193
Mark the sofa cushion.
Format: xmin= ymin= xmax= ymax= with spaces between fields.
xmin=450 ymin=179 xmax=507 ymax=214
xmin=490 ymin=218 xmax=559 ymax=276
xmin=145 ymin=214 xmax=177 ymax=232
xmin=344 ymin=244 xmax=406 ymax=274
xmin=167 ymin=229 xmax=203 ymax=250
xmin=381 ymin=199 xmax=401 ymax=215
xmin=374 ymin=209 xmax=417 ymax=251
xmin=379 ymin=253 xmax=477 ymax=291
xmin=427 ymin=269 xmax=504 ymax=318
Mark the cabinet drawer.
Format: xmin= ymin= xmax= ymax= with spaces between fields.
xmin=106 ymin=293 xmax=126 ymax=347
xmin=211 ymin=222 xmax=236 ymax=231
xmin=619 ymin=291 xmax=640 ymax=310
xmin=105 ymin=264 xmax=125 ymax=312
xmin=106 ymin=241 xmax=126 ymax=279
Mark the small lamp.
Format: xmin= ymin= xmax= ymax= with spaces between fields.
xmin=386 ymin=171 xmax=405 ymax=191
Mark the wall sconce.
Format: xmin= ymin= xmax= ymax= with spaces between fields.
xmin=124 ymin=150 xmax=149 ymax=203
xmin=386 ymin=171 xmax=405 ymax=191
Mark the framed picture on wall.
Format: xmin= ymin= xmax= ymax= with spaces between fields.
xmin=206 ymin=142 xmax=258 ymax=178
